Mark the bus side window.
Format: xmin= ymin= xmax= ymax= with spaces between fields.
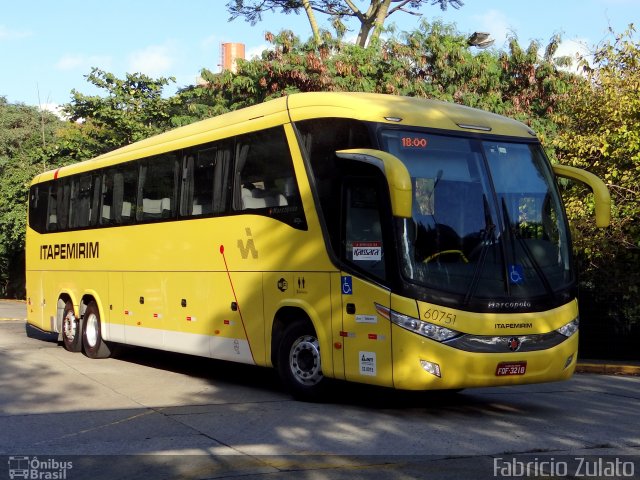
xmin=89 ymin=174 xmax=101 ymax=226
xmin=181 ymin=155 xmax=196 ymax=216
xmin=235 ymin=129 xmax=286 ymax=210
xmin=138 ymin=153 xmax=179 ymax=221
xmin=69 ymin=174 xmax=95 ymax=229
xmin=296 ymin=118 xmax=373 ymax=251
xmin=212 ymin=145 xmax=232 ymax=214
xmin=46 ymin=183 xmax=58 ymax=232
xmin=233 ymin=127 xmax=305 ymax=228
xmin=193 ymin=148 xmax=216 ymax=215
xmin=100 ymin=170 xmax=115 ymax=225
xmin=111 ymin=163 xmax=138 ymax=225
xmin=43 ymin=179 xmax=69 ymax=232
xmin=60 ymin=180 xmax=70 ymax=230
xmin=29 ymin=184 xmax=48 ymax=233
xmin=181 ymin=142 xmax=231 ymax=217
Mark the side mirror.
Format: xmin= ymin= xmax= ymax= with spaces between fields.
xmin=552 ymin=164 xmax=611 ymax=228
xmin=336 ymin=149 xmax=412 ymax=218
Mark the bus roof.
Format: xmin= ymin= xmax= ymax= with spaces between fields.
xmin=286 ymin=92 xmax=535 ymax=138
xmin=33 ymin=92 xmax=537 ymax=183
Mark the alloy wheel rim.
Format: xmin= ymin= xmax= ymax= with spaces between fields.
xmin=289 ymin=335 xmax=322 ymax=385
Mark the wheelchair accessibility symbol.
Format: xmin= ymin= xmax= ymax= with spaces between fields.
xmin=509 ymin=264 xmax=524 ymax=285
xmin=341 ymin=276 xmax=353 ymax=295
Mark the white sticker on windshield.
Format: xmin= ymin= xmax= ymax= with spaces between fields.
xmin=352 ymin=242 xmax=382 ymax=261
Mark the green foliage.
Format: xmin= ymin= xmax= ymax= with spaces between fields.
xmin=0 ymin=98 xmax=62 ymax=296
xmin=60 ymin=68 xmax=180 ymax=159
xmin=0 ymin=70 xmax=185 ymax=297
xmin=196 ymin=21 xmax=572 ymax=131
xmin=553 ymin=25 xmax=640 ymax=334
xmin=552 ymin=25 xmax=640 ymax=333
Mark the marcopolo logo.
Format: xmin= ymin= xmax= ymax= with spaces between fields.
xmin=7 ymin=456 xmax=73 ymax=479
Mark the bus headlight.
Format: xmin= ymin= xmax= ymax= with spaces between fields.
xmin=556 ymin=317 xmax=579 ymax=338
xmin=389 ymin=309 xmax=460 ymax=342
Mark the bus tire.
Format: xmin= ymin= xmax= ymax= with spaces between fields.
xmin=277 ymin=321 xmax=326 ymax=401
xmin=82 ymin=301 xmax=111 ymax=359
xmin=62 ymin=300 xmax=82 ymax=353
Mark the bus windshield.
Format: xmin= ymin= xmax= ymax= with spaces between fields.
xmin=380 ymin=130 xmax=572 ymax=304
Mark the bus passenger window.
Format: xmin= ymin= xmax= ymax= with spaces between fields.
xmin=100 ymin=172 xmax=114 ymax=225
xmin=51 ymin=179 xmax=70 ymax=231
xmin=233 ymin=127 xmax=306 ymax=229
xmin=89 ymin=175 xmax=101 ymax=226
xmin=235 ymin=133 xmax=287 ymax=210
xmin=111 ymin=164 xmax=138 ymax=225
xmin=181 ymin=142 xmax=231 ymax=217
xmin=194 ymin=148 xmax=216 ymax=215
xmin=69 ymin=174 xmax=94 ymax=228
xmin=46 ymin=184 xmax=58 ymax=231
xmin=29 ymin=184 xmax=49 ymax=233
xmin=139 ymin=154 xmax=179 ymax=221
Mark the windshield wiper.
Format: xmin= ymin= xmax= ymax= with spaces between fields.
xmin=500 ymin=198 xmax=555 ymax=299
xmin=463 ymin=195 xmax=496 ymax=306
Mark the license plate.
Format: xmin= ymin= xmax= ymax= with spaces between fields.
xmin=495 ymin=361 xmax=527 ymax=376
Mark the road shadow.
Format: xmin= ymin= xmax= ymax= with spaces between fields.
xmin=108 ymin=342 xmax=544 ymax=413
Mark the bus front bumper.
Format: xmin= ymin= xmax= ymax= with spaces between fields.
xmin=391 ymin=326 xmax=579 ymax=391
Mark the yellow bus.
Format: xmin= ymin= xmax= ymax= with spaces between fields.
xmin=26 ymin=92 xmax=610 ymax=399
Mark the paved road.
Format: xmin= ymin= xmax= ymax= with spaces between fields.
xmin=0 ymin=300 xmax=27 ymax=321
xmin=1 ymin=302 xmax=639 ymax=479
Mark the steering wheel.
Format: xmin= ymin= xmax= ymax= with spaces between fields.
xmin=423 ymin=249 xmax=469 ymax=264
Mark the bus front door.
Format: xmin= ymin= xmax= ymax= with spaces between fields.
xmin=339 ymin=177 xmax=393 ymax=387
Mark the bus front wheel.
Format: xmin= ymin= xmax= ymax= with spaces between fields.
xmin=62 ymin=300 xmax=82 ymax=353
xmin=277 ymin=321 xmax=326 ymax=401
xmin=82 ymin=301 xmax=111 ymax=359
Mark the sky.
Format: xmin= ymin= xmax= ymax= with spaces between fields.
xmin=1 ymin=0 xmax=638 ymax=110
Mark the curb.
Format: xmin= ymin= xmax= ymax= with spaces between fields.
xmin=576 ymin=363 xmax=640 ymax=376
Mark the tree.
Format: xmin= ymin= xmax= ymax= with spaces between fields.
xmin=552 ymin=26 xmax=640 ymax=357
xmin=197 ymin=21 xmax=572 ymax=123
xmin=60 ymin=68 xmax=179 ymax=159
xmin=226 ymin=0 xmax=463 ymax=47
xmin=0 ymin=98 xmax=61 ymax=297
xmin=0 ymin=70 xmax=197 ymax=298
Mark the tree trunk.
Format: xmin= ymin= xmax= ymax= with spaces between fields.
xmin=301 ymin=0 xmax=322 ymax=46
xmin=368 ymin=0 xmax=391 ymax=46
xmin=354 ymin=0 xmax=392 ymax=47
xmin=356 ymin=22 xmax=374 ymax=47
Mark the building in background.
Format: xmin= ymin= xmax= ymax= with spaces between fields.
xmin=220 ymin=42 xmax=245 ymax=73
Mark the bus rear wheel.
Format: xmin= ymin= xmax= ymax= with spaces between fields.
xmin=277 ymin=321 xmax=326 ymax=401
xmin=82 ymin=301 xmax=111 ymax=359
xmin=62 ymin=300 xmax=82 ymax=353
